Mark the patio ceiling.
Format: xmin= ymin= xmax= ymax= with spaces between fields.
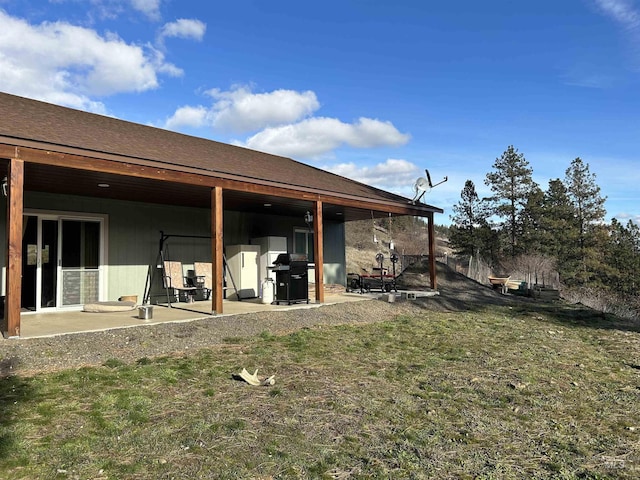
xmin=21 ymin=161 xmax=394 ymax=222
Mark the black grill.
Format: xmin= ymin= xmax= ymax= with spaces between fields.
xmin=270 ymin=253 xmax=309 ymax=305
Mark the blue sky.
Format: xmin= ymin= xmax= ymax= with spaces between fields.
xmin=0 ymin=0 xmax=639 ymax=225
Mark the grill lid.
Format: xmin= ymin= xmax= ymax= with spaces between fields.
xmin=273 ymin=253 xmax=308 ymax=265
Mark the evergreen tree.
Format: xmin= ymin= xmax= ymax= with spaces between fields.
xmin=564 ymin=158 xmax=607 ymax=285
xmin=449 ymin=180 xmax=492 ymax=259
xmin=485 ymin=145 xmax=537 ymax=257
xmin=539 ymin=179 xmax=577 ymax=278
xmin=519 ymin=186 xmax=545 ymax=254
xmin=605 ymin=219 xmax=640 ymax=295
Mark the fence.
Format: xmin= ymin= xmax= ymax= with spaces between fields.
xmin=438 ymin=254 xmax=561 ymax=288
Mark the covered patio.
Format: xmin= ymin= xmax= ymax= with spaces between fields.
xmin=0 ymin=92 xmax=443 ymax=338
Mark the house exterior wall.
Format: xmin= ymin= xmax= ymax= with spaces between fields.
xmin=0 ymin=192 xmax=347 ymax=307
xmin=224 ymin=210 xmax=346 ymax=286
xmin=4 ymin=192 xmax=212 ymax=304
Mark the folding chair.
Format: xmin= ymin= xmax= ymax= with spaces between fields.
xmin=163 ymin=261 xmax=197 ymax=305
xmin=193 ymin=262 xmax=212 ymax=300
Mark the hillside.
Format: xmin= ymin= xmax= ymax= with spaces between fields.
xmin=345 ymin=218 xmax=451 ymax=275
xmin=344 ymin=220 xmax=539 ymax=311
xmin=345 ymin=220 xmax=639 ymax=324
xmin=395 ymin=259 xmax=517 ymax=308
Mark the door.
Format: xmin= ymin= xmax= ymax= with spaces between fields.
xmin=21 ymin=214 xmax=103 ymax=312
xmin=60 ymin=219 xmax=101 ymax=307
xmin=21 ymin=216 xmax=59 ymax=311
xmin=21 ymin=215 xmax=37 ymax=311
xmin=40 ymin=219 xmax=59 ymax=309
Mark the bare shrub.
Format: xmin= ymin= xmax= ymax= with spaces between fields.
xmin=501 ymin=254 xmax=559 ymax=288
xmin=563 ymin=287 xmax=640 ymax=322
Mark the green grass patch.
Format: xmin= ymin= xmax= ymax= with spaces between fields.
xmin=0 ymin=304 xmax=638 ymax=479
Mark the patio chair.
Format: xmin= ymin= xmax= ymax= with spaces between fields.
xmin=193 ymin=262 xmax=212 ymax=300
xmin=163 ymin=261 xmax=197 ymax=305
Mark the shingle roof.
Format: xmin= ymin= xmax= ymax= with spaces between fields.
xmin=0 ymin=92 xmax=442 ymax=214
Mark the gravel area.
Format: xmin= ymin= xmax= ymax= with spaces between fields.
xmin=1 ymin=263 xmax=521 ymax=377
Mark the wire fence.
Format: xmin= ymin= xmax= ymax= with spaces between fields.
xmin=407 ymin=252 xmax=638 ymax=321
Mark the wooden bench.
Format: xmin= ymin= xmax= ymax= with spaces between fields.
xmin=488 ymin=276 xmax=510 ymax=294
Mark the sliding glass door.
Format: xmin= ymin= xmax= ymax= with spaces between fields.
xmin=60 ymin=219 xmax=101 ymax=306
xmin=21 ymin=213 xmax=104 ymax=312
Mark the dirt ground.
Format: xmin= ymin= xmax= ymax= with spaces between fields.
xmin=0 ymin=262 xmax=522 ymax=377
xmin=396 ymin=260 xmax=532 ymax=310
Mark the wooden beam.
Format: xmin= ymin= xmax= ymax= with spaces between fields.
xmin=313 ymin=201 xmax=324 ymax=303
xmin=211 ymin=186 xmax=224 ymax=314
xmin=0 ymin=144 xmax=443 ymax=217
xmin=427 ymin=212 xmax=437 ymax=290
xmin=4 ymin=158 xmax=24 ymax=337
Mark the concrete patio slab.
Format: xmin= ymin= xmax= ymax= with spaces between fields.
xmin=16 ymin=292 xmax=374 ymax=339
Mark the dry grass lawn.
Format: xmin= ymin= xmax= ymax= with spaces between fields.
xmin=0 ymin=296 xmax=639 ymax=479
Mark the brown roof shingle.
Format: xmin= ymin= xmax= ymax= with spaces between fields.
xmin=0 ymin=92 xmax=442 ymax=214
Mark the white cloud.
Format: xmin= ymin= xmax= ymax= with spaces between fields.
xmin=205 ymin=86 xmax=320 ymax=132
xmin=612 ymin=212 xmax=640 ymax=224
xmin=158 ymin=18 xmax=206 ymax=42
xmin=164 ymin=105 xmax=209 ymax=129
xmin=323 ymin=159 xmax=457 ymax=207
xmin=325 ymin=159 xmax=420 ymax=190
xmin=51 ymin=0 xmax=163 ymax=22
xmin=0 ymin=10 xmax=180 ymax=111
xmin=242 ymin=116 xmax=410 ymax=159
xmin=592 ymin=0 xmax=640 ymax=64
xmin=129 ymin=0 xmax=162 ymax=20
xmin=593 ymin=0 xmax=640 ymax=30
xmin=163 ymin=85 xmax=410 ymax=159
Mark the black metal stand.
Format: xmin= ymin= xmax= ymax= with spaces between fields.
xmin=142 ymin=231 xmax=239 ymax=305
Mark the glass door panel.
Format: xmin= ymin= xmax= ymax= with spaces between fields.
xmin=40 ymin=219 xmax=58 ymax=308
xmin=60 ymin=220 xmax=101 ymax=306
xmin=21 ymin=215 xmax=38 ymax=311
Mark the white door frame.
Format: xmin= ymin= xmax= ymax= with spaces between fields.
xmin=23 ymin=209 xmax=109 ymax=313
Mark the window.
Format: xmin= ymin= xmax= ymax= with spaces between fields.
xmin=293 ymin=228 xmax=314 ymax=263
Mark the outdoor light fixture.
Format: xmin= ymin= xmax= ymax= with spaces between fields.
xmin=304 ymin=210 xmax=314 ymax=233
xmin=304 ymin=210 xmax=313 ymax=226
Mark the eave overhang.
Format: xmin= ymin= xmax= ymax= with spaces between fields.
xmin=0 ymin=138 xmax=443 ymax=221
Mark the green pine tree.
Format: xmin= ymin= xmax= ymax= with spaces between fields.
xmin=449 ymin=180 xmax=494 ymax=260
xmin=538 ymin=179 xmax=577 ymax=280
xmin=564 ymin=158 xmax=607 ymax=286
xmin=485 ymin=145 xmax=537 ymax=257
xmin=605 ymin=219 xmax=640 ymax=295
xmin=519 ymin=185 xmax=545 ymax=255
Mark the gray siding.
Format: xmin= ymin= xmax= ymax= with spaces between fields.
xmin=0 ymin=193 xmax=347 ymax=304
xmin=228 ymin=211 xmax=346 ymax=285
xmin=16 ymin=192 xmax=211 ymax=303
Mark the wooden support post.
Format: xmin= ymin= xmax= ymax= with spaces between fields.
xmin=313 ymin=200 xmax=324 ymax=303
xmin=4 ymin=158 xmax=24 ymax=337
xmin=211 ymin=186 xmax=224 ymax=314
xmin=427 ymin=211 xmax=437 ymax=290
